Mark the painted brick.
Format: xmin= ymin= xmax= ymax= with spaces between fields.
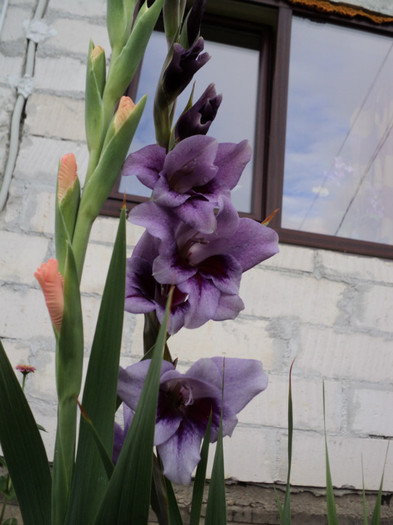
xmin=130 ymin=313 xmax=279 ymax=370
xmin=0 ymin=286 xmax=53 ymax=339
xmin=1 ymin=6 xmax=33 ymax=43
xmin=25 ymin=93 xmax=85 ymax=141
xmin=347 ymin=387 xmax=393 ymax=436
xmin=90 ymin=216 xmax=145 ymax=249
xmin=296 ymin=325 xmax=393 ymax=383
xmin=48 ymin=0 xmax=107 ymax=17
xmin=80 ymin=242 xmax=112 ymax=294
xmin=27 ymin=190 xmax=55 ymax=235
xmin=27 ymin=398 xmax=57 ymax=456
xmin=264 ymin=243 xmax=315 ymax=273
xmin=319 ymin=249 xmax=393 ymax=284
xmin=359 ymin=284 xmax=393 ymax=332
xmin=240 ymin=269 xmax=346 ymax=326
xmin=239 ymin=375 xmax=342 ymax=433
xmin=283 ymin=431 xmax=393 ymax=490
xmin=45 ymin=18 xmax=109 ymax=56
xmin=0 ymin=56 xmax=25 ymax=89
xmin=14 ymin=135 xmax=89 ymax=185
xmin=0 ymin=86 xmax=16 ymax=126
xmin=223 ymin=426 xmax=279 ymax=483
xmin=0 ymin=230 xmax=49 ymax=284
xmin=1 ymin=338 xmax=31 ymax=369
xmin=34 ymin=55 xmax=86 ymax=94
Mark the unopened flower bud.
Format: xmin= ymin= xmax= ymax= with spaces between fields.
xmin=114 ymin=96 xmax=136 ymax=132
xmin=35 ymin=259 xmax=64 ymax=332
xmin=58 ymin=154 xmax=78 ymax=202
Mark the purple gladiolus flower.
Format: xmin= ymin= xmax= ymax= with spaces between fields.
xmin=122 ymin=135 xmax=252 ymax=233
xmin=115 ymin=357 xmax=268 ymax=485
xmin=125 ymin=199 xmax=279 ymax=333
xmin=162 ymin=37 xmax=210 ymax=101
xmin=175 ymin=83 xmax=222 ymax=141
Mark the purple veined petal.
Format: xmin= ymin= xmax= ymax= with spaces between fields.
xmin=125 ymin=255 xmax=158 ymax=314
xmin=175 ymin=198 xmax=218 ymax=234
xmin=213 ymin=293 xmax=245 ymax=321
xmin=117 ymin=360 xmax=175 ymax=411
xmin=153 ymin=252 xmax=197 ymax=285
xmin=130 ymin=202 xmax=179 ymax=243
xmin=214 ymin=140 xmax=252 ymax=190
xmin=211 ymin=357 xmax=268 ymax=414
xmin=196 ymin=217 xmax=279 ymax=272
xmin=163 ymin=135 xmax=219 ymax=193
xmin=152 ymin=176 xmax=190 ymax=207
xmin=155 ymin=292 xmax=189 ymax=335
xmin=121 ymin=144 xmax=166 ymax=189
xmin=180 ymin=276 xmax=221 ymax=329
xmin=113 ymin=404 xmax=134 ymax=464
xmin=197 ymin=254 xmax=242 ymax=295
xmin=155 ymin=413 xmax=183 ymax=446
xmin=157 ymin=419 xmax=204 ymax=485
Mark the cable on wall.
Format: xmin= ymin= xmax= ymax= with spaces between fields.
xmin=0 ymin=0 xmax=52 ymax=212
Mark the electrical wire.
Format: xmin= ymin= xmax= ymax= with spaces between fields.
xmin=0 ymin=0 xmax=50 ymax=212
xmin=297 ymin=40 xmax=393 ymax=231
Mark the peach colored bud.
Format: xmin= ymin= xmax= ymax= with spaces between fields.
xmin=35 ymin=259 xmax=64 ymax=332
xmin=114 ymin=96 xmax=136 ymax=133
xmin=91 ymin=45 xmax=104 ymax=61
xmin=58 ymin=154 xmax=77 ymax=202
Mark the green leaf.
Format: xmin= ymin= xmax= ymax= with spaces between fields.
xmin=151 ymin=455 xmax=169 ymax=525
xmin=85 ymin=40 xmax=106 ymax=156
xmin=370 ymin=443 xmax=389 ymax=525
xmin=323 ymin=382 xmax=338 ymax=525
xmin=94 ymin=288 xmax=174 ymax=524
xmin=281 ymin=360 xmax=295 ymax=524
xmin=204 ymin=416 xmax=226 ymax=525
xmin=190 ymin=411 xmax=212 ymax=525
xmin=64 ymin=208 xmax=126 ymax=525
xmin=0 ymin=340 xmax=51 ymax=525
xmin=52 ymin=243 xmax=84 ymax=525
xmin=3 ymin=519 xmax=18 ymax=525
xmin=165 ymin=477 xmax=183 ymax=525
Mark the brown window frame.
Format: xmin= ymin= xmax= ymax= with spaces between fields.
xmin=102 ymin=0 xmax=393 ymax=260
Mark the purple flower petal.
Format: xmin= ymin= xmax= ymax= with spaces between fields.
xmin=215 ymin=141 xmax=252 ymax=190
xmin=163 ymin=135 xmax=218 ymax=193
xmin=122 ymin=144 xmax=166 ymax=189
xmin=157 ymin=419 xmax=203 ymax=485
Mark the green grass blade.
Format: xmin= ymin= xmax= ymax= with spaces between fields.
xmin=190 ymin=411 xmax=212 ymax=525
xmin=94 ymin=288 xmax=174 ymax=524
xmin=151 ymin=455 xmax=169 ymax=525
xmin=204 ymin=418 xmax=226 ymax=525
xmin=370 ymin=442 xmax=389 ymax=525
xmin=323 ymin=382 xmax=338 ymax=525
xmin=361 ymin=456 xmax=368 ymax=525
xmin=165 ymin=477 xmax=183 ymax=525
xmin=64 ymin=207 xmax=126 ymax=525
xmin=0 ymin=340 xmax=51 ymax=525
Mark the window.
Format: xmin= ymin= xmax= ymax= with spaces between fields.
xmin=103 ymin=1 xmax=393 ymax=259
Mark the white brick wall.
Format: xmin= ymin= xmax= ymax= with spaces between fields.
xmin=0 ymin=0 xmax=393 ymax=495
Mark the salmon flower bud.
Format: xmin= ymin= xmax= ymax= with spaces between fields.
xmin=114 ymin=96 xmax=136 ymax=133
xmin=35 ymin=259 xmax=64 ymax=332
xmin=57 ymin=154 xmax=77 ymax=203
xmin=91 ymin=45 xmax=104 ymax=62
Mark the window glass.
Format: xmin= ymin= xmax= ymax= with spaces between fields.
xmin=118 ymin=29 xmax=260 ymax=213
xmin=283 ymin=17 xmax=393 ymax=245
